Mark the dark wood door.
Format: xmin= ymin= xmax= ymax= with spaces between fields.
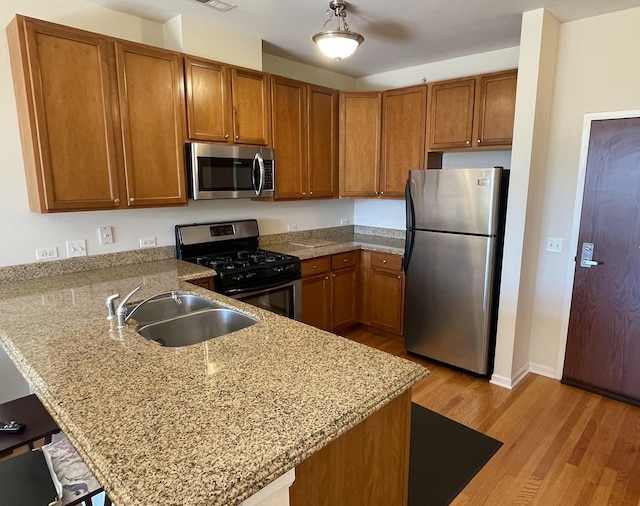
xmin=563 ymin=117 xmax=640 ymax=405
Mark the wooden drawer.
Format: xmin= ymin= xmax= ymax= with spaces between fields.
xmin=331 ymin=251 xmax=359 ymax=270
xmin=301 ymin=256 xmax=331 ymax=277
xmin=369 ymin=252 xmax=403 ymax=271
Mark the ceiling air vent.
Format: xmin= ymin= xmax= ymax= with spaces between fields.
xmin=192 ymin=0 xmax=237 ymax=11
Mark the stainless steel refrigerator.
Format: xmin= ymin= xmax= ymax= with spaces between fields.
xmin=404 ymin=168 xmax=508 ymax=375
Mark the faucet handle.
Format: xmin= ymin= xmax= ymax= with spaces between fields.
xmin=115 ymin=285 xmax=142 ymax=328
xmin=105 ymin=293 xmax=120 ymax=320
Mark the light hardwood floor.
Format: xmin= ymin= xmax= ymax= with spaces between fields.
xmin=342 ymin=327 xmax=640 ymax=505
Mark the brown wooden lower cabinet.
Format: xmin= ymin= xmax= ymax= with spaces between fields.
xmin=360 ymin=251 xmax=405 ymax=339
xmin=186 ymin=276 xmax=214 ymax=290
xmin=301 ymin=252 xmax=359 ymax=332
xmin=301 ymin=250 xmax=405 ymax=339
xmin=289 ymin=389 xmax=411 ymax=506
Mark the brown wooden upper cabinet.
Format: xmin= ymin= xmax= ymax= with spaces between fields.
xmin=427 ymin=69 xmax=517 ymax=151
xmin=185 ymin=57 xmax=271 ymax=146
xmin=7 ymin=15 xmax=187 ymax=213
xmin=380 ymin=85 xmax=428 ymax=198
xmin=271 ymin=76 xmax=338 ymax=200
xmin=339 ymin=86 xmax=427 ymax=199
xmin=339 ymin=91 xmax=382 ymax=198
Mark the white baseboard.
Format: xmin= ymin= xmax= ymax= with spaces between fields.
xmin=489 ymin=374 xmax=513 ymax=389
xmin=490 ymin=361 xmax=531 ymax=389
xmin=529 ymin=362 xmax=559 ymax=379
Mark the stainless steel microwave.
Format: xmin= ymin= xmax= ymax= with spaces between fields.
xmin=186 ymin=143 xmax=275 ymax=199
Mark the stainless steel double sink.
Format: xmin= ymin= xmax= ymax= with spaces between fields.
xmin=126 ymin=293 xmax=258 ymax=347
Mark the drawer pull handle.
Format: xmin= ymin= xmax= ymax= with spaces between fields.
xmin=383 ymin=260 xmax=387 ymax=263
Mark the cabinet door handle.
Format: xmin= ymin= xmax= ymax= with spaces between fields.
xmin=465 ymin=140 xmax=471 ymax=145
xmin=332 ymin=274 xmax=336 ymax=278
xmin=114 ymin=198 xmax=120 ymax=204
xmin=309 ymin=191 xmax=313 ymax=195
xmin=397 ymin=275 xmax=401 ymax=279
xmin=325 ymin=276 xmax=329 ymax=280
xmin=313 ymin=265 xmax=318 ymax=269
xmin=343 ymin=258 xmax=347 ymax=262
xmin=224 ymin=134 xmax=229 ymax=139
xmin=130 ymin=198 xmax=135 ymax=202
xmin=477 ymin=139 xmax=482 ymax=144
xmin=302 ymin=192 xmax=306 ymax=196
xmin=235 ymin=135 xmax=240 ymax=140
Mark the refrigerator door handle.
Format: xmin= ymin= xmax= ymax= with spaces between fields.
xmin=403 ymin=178 xmax=416 ymax=272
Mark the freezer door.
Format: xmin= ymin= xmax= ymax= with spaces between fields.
xmin=405 ymin=230 xmax=496 ymax=374
xmin=408 ymin=168 xmax=502 ymax=235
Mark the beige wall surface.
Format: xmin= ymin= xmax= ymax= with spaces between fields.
xmin=528 ymin=5 xmax=640 ymax=376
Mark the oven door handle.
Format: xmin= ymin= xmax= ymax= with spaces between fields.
xmin=253 ymin=153 xmax=266 ymax=196
xmin=225 ymin=277 xmax=300 ymax=297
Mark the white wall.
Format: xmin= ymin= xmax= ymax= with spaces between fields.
xmin=529 ymin=6 xmax=640 ymax=376
xmin=0 ymin=0 xmax=355 ymax=269
xmin=262 ymin=53 xmax=356 ymax=90
xmin=491 ymin=9 xmax=560 ymax=388
xmin=355 ymin=47 xmax=520 ymax=91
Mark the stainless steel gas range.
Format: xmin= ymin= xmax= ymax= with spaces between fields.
xmin=175 ymin=219 xmax=301 ymax=320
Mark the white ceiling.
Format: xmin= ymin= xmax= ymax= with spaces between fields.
xmin=87 ymin=0 xmax=640 ymax=77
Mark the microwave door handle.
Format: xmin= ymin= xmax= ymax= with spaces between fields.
xmin=254 ymin=153 xmax=265 ymax=196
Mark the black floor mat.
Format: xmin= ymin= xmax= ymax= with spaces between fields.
xmin=409 ymin=403 xmax=503 ymax=506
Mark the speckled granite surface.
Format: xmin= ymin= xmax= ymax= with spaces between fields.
xmin=0 ymin=258 xmax=426 ymax=506
xmin=263 ymin=231 xmax=405 ymax=260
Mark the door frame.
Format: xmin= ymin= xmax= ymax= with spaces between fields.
xmin=556 ymin=109 xmax=640 ymax=378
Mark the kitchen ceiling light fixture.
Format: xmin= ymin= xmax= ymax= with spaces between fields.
xmin=312 ymin=0 xmax=364 ymax=61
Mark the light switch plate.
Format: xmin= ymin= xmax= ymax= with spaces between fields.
xmin=66 ymin=239 xmax=87 ymax=257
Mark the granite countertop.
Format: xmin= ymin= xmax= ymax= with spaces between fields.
xmin=263 ymin=232 xmax=405 ymax=260
xmin=0 ymin=258 xmax=426 ymax=506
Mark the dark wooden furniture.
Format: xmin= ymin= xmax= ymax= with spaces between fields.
xmin=0 ymin=394 xmax=59 ymax=458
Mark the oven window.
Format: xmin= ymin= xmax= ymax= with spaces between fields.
xmin=198 ymin=157 xmax=254 ymax=191
xmin=239 ymin=286 xmax=294 ymax=319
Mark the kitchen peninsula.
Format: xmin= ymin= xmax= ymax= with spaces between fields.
xmin=0 ymin=256 xmax=426 ymax=505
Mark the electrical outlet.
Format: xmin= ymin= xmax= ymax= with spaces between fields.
xmin=546 ymin=237 xmax=563 ymax=253
xmin=36 ymin=247 xmax=58 ymax=261
xmin=98 ymin=226 xmax=114 ymax=245
xmin=287 ymin=224 xmax=298 ymax=232
xmin=340 ymin=218 xmax=349 ymax=226
xmin=140 ymin=237 xmax=156 ymax=248
xmin=66 ymin=239 xmax=87 ymax=258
